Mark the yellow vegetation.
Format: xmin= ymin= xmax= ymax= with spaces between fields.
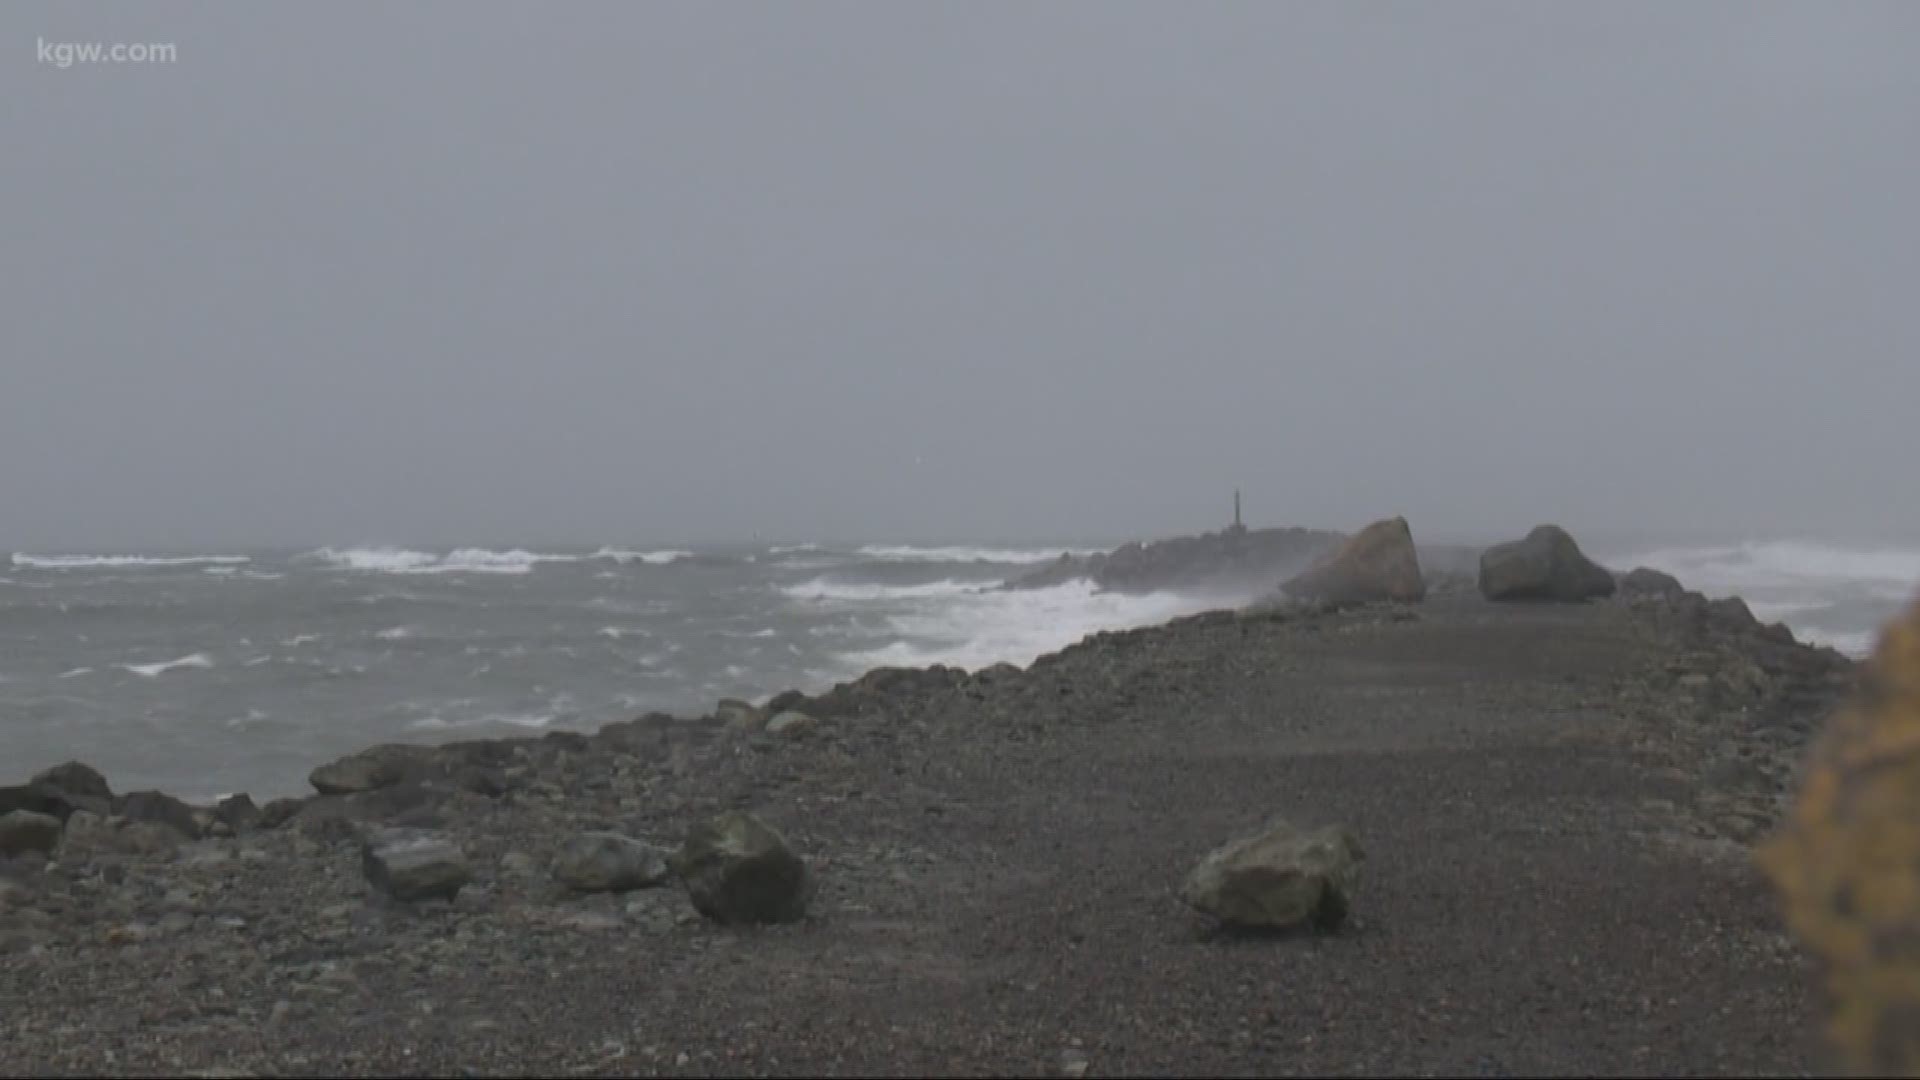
xmin=1762 ymin=599 xmax=1920 ymax=1076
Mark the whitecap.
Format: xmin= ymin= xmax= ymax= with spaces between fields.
xmin=307 ymin=546 xmax=577 ymax=574
xmin=375 ymin=626 xmax=414 ymax=640
xmin=781 ymin=577 xmax=986 ymax=602
xmin=854 ymin=543 xmax=1106 ymax=564
xmin=14 ymin=553 xmax=251 ymax=570
xmin=58 ymin=667 xmax=93 ymax=679
xmin=122 ymin=653 xmax=214 ymax=677
xmin=282 ymin=634 xmax=322 ymax=647
xmin=592 ymin=547 xmax=692 ymax=565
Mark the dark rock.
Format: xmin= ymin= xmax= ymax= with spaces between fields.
xmin=361 ymin=829 xmax=470 ymax=902
xmin=715 ymin=699 xmax=764 ymax=731
xmin=256 ymin=797 xmax=305 ymax=830
xmin=1618 ymin=567 xmax=1685 ymax=599
xmin=1281 ymin=516 xmax=1426 ymax=605
xmin=30 ymin=762 xmax=113 ymax=813
xmin=1180 ymin=820 xmax=1363 ymax=931
xmin=117 ymin=790 xmax=203 ymax=839
xmin=0 ymin=811 xmax=63 ymax=858
xmin=763 ymin=690 xmax=809 ymax=716
xmin=552 ymin=832 xmax=672 ymax=893
xmin=1479 ymin=525 xmax=1617 ymax=602
xmin=309 ymin=744 xmax=438 ymax=796
xmin=214 ymin=793 xmax=260 ymax=833
xmin=0 ymin=783 xmax=83 ymax=823
xmin=670 ymin=812 xmax=812 ymax=924
xmin=1707 ymin=597 xmax=1762 ymax=634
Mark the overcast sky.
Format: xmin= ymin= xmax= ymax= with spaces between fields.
xmin=3 ymin=2 xmax=1915 ymax=550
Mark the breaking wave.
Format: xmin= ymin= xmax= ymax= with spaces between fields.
xmin=121 ymin=653 xmax=214 ymax=677
xmin=781 ymin=577 xmax=988 ymax=602
xmin=14 ymin=553 xmax=251 ymax=570
xmin=854 ymin=543 xmax=1107 ymax=564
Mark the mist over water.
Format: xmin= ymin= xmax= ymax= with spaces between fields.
xmin=2 ymin=531 xmax=1910 ymax=801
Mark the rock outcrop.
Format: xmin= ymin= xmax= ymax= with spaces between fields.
xmin=1003 ymin=526 xmax=1342 ymax=596
xmin=671 ymin=812 xmax=811 ymax=924
xmin=552 ymin=832 xmax=671 ymax=893
xmin=1764 ymin=597 xmax=1920 ymax=1076
xmin=1180 ymin=820 xmax=1363 ymax=931
xmin=1281 ymin=516 xmax=1425 ymax=605
xmin=1478 ymin=525 xmax=1617 ymax=602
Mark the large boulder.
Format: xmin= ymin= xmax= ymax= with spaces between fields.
xmin=361 ymin=829 xmax=470 ymax=902
xmin=310 ymin=744 xmax=438 ymax=796
xmin=1478 ymin=525 xmax=1617 ymax=602
xmin=1180 ymin=820 xmax=1363 ymax=931
xmin=31 ymin=762 xmax=113 ymax=814
xmin=1281 ymin=516 xmax=1425 ymax=605
xmin=0 ymin=811 xmax=63 ymax=858
xmin=117 ymin=790 xmax=203 ymax=839
xmin=670 ymin=812 xmax=812 ymax=924
xmin=552 ymin=832 xmax=672 ymax=893
xmin=1617 ymin=567 xmax=1684 ymax=599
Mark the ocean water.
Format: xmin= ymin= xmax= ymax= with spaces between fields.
xmin=3 ymin=538 xmax=1914 ymax=801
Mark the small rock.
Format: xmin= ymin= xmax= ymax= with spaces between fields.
xmin=361 ymin=830 xmax=470 ymax=902
xmin=499 ymin=851 xmax=541 ymax=878
xmin=1055 ymin=1048 xmax=1091 ymax=1079
xmin=552 ymin=832 xmax=671 ymax=893
xmin=214 ymin=793 xmax=261 ymax=832
xmin=715 ymin=699 xmax=764 ymax=731
xmin=671 ymin=812 xmax=812 ymax=924
xmin=0 ymin=810 xmax=63 ymax=858
xmin=1181 ymin=820 xmax=1363 ymax=931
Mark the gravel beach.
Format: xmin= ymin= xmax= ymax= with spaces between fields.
xmin=0 ymin=588 xmax=1858 ymax=1077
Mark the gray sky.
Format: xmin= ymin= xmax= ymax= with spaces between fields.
xmin=4 ymin=2 xmax=1916 ymax=551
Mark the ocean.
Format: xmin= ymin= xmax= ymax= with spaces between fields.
xmin=3 ymin=537 xmax=1914 ymax=801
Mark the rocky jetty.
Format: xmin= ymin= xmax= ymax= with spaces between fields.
xmin=1003 ymin=525 xmax=1341 ymax=594
xmin=0 ymin=578 xmax=1864 ymax=1075
xmin=1479 ymin=524 xmax=1618 ymax=602
xmin=1280 ymin=516 xmax=1425 ymax=606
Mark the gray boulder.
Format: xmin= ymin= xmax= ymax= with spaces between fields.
xmin=1618 ymin=567 xmax=1684 ymax=599
xmin=0 ymin=810 xmax=63 ymax=858
xmin=552 ymin=832 xmax=672 ymax=893
xmin=310 ymin=743 xmax=437 ymax=796
xmin=361 ymin=829 xmax=470 ymax=902
xmin=31 ymin=762 xmax=113 ymax=813
xmin=1478 ymin=525 xmax=1617 ymax=602
xmin=715 ymin=699 xmax=764 ymax=731
xmin=117 ymin=790 xmax=203 ymax=839
xmin=1281 ymin=516 xmax=1426 ymax=605
xmin=671 ymin=812 xmax=811 ymax=924
xmin=1180 ymin=820 xmax=1363 ymax=931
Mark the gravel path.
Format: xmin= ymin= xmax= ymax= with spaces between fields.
xmin=0 ymin=592 xmax=1855 ymax=1076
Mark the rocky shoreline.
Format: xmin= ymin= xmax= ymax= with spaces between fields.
xmin=0 ymin=556 xmax=1864 ymax=1076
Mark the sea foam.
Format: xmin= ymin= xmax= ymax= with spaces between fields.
xmin=14 ymin=553 xmax=250 ymax=570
